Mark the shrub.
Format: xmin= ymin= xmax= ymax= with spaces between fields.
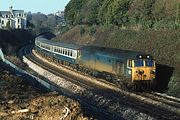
xmin=80 ymin=26 xmax=85 ymax=36
xmin=89 ymin=26 xmax=96 ymax=36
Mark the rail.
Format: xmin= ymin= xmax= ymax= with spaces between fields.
xmin=30 ymin=47 xmax=180 ymax=120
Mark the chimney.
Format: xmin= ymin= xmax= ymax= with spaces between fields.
xmin=9 ymin=6 xmax=13 ymax=13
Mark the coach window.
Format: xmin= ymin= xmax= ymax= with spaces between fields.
xmin=55 ymin=47 xmax=57 ymax=52
xmin=65 ymin=50 xmax=68 ymax=55
xmin=60 ymin=48 xmax=62 ymax=53
xmin=64 ymin=49 xmax=66 ymax=55
xmin=68 ymin=50 xmax=70 ymax=56
xmin=66 ymin=50 xmax=68 ymax=55
xmin=62 ymin=49 xmax=65 ymax=55
xmin=59 ymin=48 xmax=62 ymax=53
xmin=67 ymin=50 xmax=69 ymax=55
xmin=70 ymin=51 xmax=73 ymax=56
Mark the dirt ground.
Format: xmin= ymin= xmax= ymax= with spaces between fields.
xmin=0 ymin=68 xmax=90 ymax=120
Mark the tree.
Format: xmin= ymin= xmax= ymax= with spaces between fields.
xmin=98 ymin=0 xmax=130 ymax=26
xmin=64 ymin=0 xmax=84 ymax=25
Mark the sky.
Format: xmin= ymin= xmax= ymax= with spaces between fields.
xmin=0 ymin=0 xmax=70 ymax=14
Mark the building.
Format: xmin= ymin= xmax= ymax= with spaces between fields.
xmin=0 ymin=6 xmax=27 ymax=29
xmin=54 ymin=10 xmax=64 ymax=17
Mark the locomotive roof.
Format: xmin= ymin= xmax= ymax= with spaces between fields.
xmin=81 ymin=46 xmax=148 ymax=60
xmin=35 ymin=37 xmax=82 ymax=50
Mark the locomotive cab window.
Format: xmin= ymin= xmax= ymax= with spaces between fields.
xmin=145 ymin=60 xmax=154 ymax=67
xmin=134 ymin=59 xmax=144 ymax=67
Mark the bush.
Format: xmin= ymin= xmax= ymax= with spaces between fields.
xmin=80 ymin=26 xmax=85 ymax=36
xmin=89 ymin=26 xmax=96 ymax=36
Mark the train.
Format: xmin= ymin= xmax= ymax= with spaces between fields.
xmin=35 ymin=35 xmax=156 ymax=90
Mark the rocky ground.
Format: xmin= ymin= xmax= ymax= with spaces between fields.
xmin=0 ymin=66 xmax=90 ymax=120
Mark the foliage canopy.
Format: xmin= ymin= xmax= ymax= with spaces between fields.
xmin=65 ymin=0 xmax=180 ymax=29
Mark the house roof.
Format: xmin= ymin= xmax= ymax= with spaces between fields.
xmin=0 ymin=11 xmax=10 ymax=15
xmin=0 ymin=10 xmax=25 ymax=17
xmin=13 ymin=10 xmax=24 ymax=14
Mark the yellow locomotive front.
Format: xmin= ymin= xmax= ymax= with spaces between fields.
xmin=127 ymin=55 xmax=156 ymax=89
xmin=132 ymin=59 xmax=155 ymax=81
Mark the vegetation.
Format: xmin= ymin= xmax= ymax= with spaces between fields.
xmin=27 ymin=12 xmax=65 ymax=35
xmin=65 ymin=0 xmax=180 ymax=29
xmin=175 ymin=3 xmax=180 ymax=28
xmin=0 ymin=29 xmax=34 ymax=55
xmin=80 ymin=26 xmax=85 ymax=36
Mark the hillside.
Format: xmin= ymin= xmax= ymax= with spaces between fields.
xmin=57 ymin=0 xmax=180 ymax=97
xmin=55 ymin=25 xmax=180 ymax=97
xmin=65 ymin=0 xmax=180 ymax=29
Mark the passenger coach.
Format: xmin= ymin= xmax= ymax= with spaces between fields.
xmin=35 ymin=36 xmax=81 ymax=65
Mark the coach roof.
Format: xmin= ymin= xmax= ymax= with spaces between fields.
xmin=36 ymin=37 xmax=82 ymax=50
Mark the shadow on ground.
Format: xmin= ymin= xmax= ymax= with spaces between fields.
xmin=155 ymin=64 xmax=174 ymax=92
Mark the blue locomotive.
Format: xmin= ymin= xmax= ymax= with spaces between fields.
xmin=35 ymin=35 xmax=156 ymax=89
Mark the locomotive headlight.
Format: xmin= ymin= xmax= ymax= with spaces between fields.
xmin=147 ymin=55 xmax=150 ymax=58
xmin=150 ymin=70 xmax=156 ymax=74
xmin=139 ymin=55 xmax=142 ymax=58
xmin=128 ymin=70 xmax=132 ymax=74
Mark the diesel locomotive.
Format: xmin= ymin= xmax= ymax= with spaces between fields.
xmin=35 ymin=35 xmax=156 ymax=89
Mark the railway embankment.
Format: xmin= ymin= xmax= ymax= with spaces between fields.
xmin=0 ymin=29 xmax=91 ymax=120
xmin=25 ymin=50 xmax=158 ymax=120
xmin=55 ymin=25 xmax=180 ymax=98
xmin=28 ymin=49 xmax=180 ymax=120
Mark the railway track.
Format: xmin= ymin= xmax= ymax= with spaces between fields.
xmin=139 ymin=92 xmax=180 ymax=108
xmin=22 ymin=46 xmax=124 ymax=120
xmin=22 ymin=46 xmax=180 ymax=120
